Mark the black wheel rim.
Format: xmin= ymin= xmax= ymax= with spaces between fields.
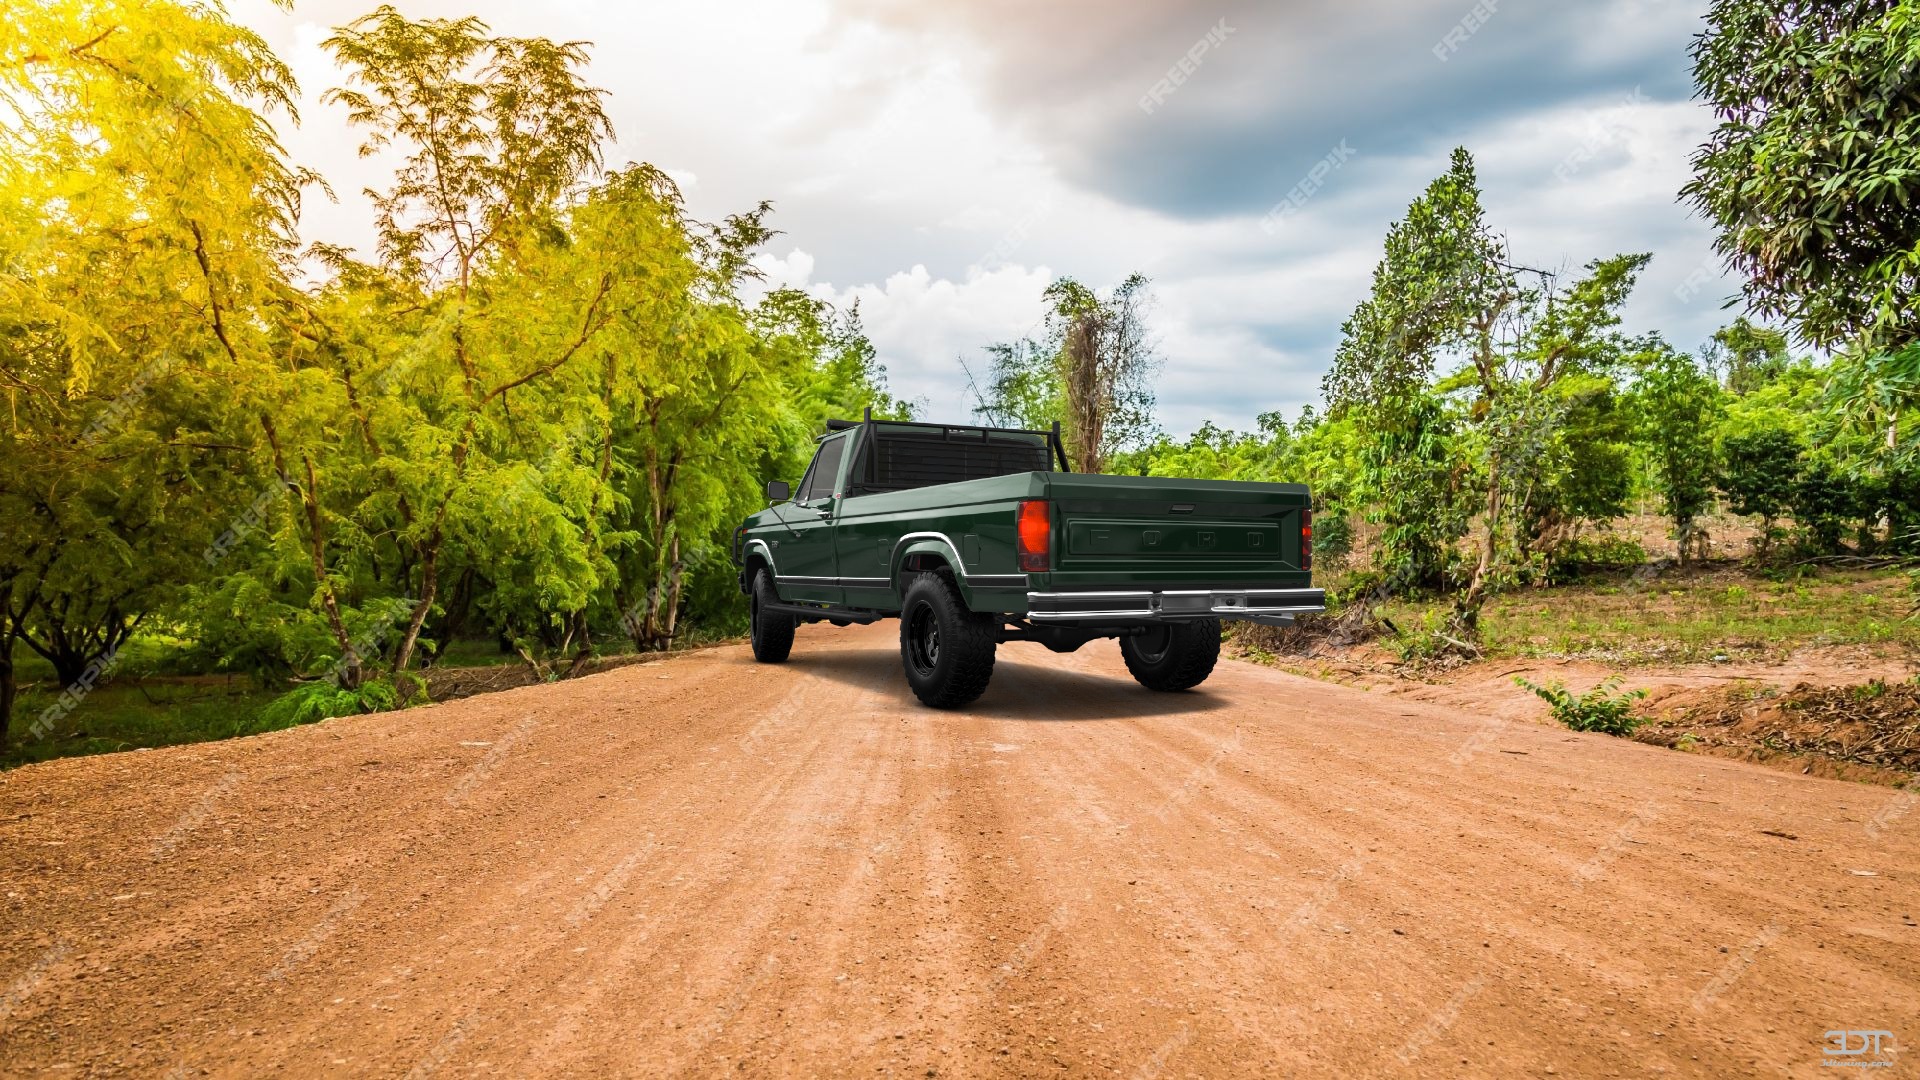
xmin=906 ymin=601 xmax=940 ymax=675
xmin=1134 ymin=625 xmax=1172 ymax=664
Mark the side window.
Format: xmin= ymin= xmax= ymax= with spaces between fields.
xmin=791 ymin=457 xmax=817 ymax=504
xmin=800 ymin=435 xmax=848 ymax=504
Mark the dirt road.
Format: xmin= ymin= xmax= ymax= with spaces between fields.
xmin=2 ymin=623 xmax=1916 ymax=1077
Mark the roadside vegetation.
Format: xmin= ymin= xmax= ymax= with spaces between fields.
xmin=4 ymin=0 xmax=1917 ymax=767
xmin=1514 ymin=676 xmax=1648 ymax=737
xmin=1377 ymin=559 xmax=1918 ymax=666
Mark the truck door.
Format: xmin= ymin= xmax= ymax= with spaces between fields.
xmin=770 ymin=432 xmax=849 ymax=603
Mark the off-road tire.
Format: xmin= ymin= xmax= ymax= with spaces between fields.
xmin=749 ymin=569 xmax=795 ymax=663
xmin=1120 ymin=619 xmax=1221 ymax=691
xmin=898 ymin=572 xmax=997 ymax=708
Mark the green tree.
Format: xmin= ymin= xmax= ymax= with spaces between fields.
xmin=1325 ymin=148 xmax=1503 ymax=594
xmin=312 ymin=7 xmax=615 ymax=680
xmin=1707 ymin=317 xmax=1793 ymax=394
xmin=1792 ymin=458 xmax=1860 ymax=554
xmin=1327 ymin=147 xmax=1647 ymax=628
xmin=1629 ymin=343 xmax=1723 ymax=564
xmin=1515 ymin=375 xmax=1636 ymax=563
xmin=1719 ymin=426 xmax=1805 ymax=557
xmin=972 ymin=274 xmax=1160 ymax=472
xmin=1684 ymin=0 xmax=1920 ymax=355
xmin=1355 ymin=394 xmax=1465 ymax=590
xmin=0 ymin=0 xmax=308 ymax=744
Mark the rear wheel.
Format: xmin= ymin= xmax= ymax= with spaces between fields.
xmin=749 ymin=569 xmax=795 ymax=663
xmin=899 ymin=572 xmax=997 ymax=708
xmin=1120 ymin=619 xmax=1221 ymax=691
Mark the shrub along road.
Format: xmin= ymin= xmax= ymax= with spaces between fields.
xmin=1 ymin=623 xmax=1915 ymax=1076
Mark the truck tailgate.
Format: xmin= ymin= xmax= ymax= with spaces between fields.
xmin=1038 ymin=473 xmax=1310 ymax=590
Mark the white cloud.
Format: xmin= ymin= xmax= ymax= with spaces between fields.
xmin=790 ymin=258 xmax=1057 ymax=415
xmin=232 ymin=0 xmax=1749 ymax=443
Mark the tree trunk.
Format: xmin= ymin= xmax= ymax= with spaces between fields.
xmin=663 ymin=534 xmax=682 ymax=645
xmin=1063 ymin=316 xmax=1103 ymax=474
xmin=48 ymin=649 xmax=88 ymax=689
xmin=0 ymin=584 xmax=15 ymax=749
xmin=564 ymin=610 xmax=594 ymax=679
xmin=390 ymin=542 xmax=439 ymax=678
xmin=512 ymin=639 xmax=549 ymax=682
xmin=0 ymin=647 xmax=14 ymax=751
xmin=262 ymin=420 xmax=361 ymax=687
xmin=1454 ymin=450 xmax=1504 ymax=633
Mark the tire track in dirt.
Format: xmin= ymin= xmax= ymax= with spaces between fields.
xmin=1 ymin=623 xmax=1916 ymax=1077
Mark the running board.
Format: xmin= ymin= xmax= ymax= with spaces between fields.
xmin=763 ymin=601 xmax=883 ymax=625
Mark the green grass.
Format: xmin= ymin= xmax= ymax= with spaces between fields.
xmin=4 ymin=679 xmax=282 ymax=770
xmin=3 ymin=625 xmax=747 ymax=770
xmin=1376 ymin=564 xmax=1918 ymax=664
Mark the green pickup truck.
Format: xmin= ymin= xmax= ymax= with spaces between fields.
xmin=732 ymin=415 xmax=1324 ymax=707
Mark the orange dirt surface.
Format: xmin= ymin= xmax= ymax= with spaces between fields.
xmin=1373 ymin=649 xmax=1919 ymax=785
xmin=2 ymin=623 xmax=1917 ymax=1077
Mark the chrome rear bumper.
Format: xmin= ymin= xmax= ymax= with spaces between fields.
xmin=1024 ymin=587 xmax=1325 ymax=625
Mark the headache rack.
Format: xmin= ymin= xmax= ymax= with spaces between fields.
xmin=826 ymin=409 xmax=1072 ymax=493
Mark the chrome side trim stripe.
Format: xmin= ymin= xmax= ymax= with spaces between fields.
xmin=777 ymin=575 xmax=892 ymax=588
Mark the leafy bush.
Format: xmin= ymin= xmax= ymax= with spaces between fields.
xmin=1311 ymin=501 xmax=1355 ymax=571
xmin=253 ymin=676 xmax=423 ymax=733
xmin=1718 ymin=426 xmax=1804 ymax=556
xmin=1630 ymin=345 xmax=1720 ymax=565
xmin=1546 ymin=534 xmax=1648 ymax=581
xmin=1790 ymin=458 xmax=1858 ymax=554
xmin=1514 ymin=675 xmax=1647 ymax=736
xmin=1389 ymin=608 xmax=1481 ymax=663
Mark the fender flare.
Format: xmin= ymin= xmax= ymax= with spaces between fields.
xmin=742 ymin=539 xmax=780 ymax=598
xmin=890 ymin=532 xmax=975 ymax=608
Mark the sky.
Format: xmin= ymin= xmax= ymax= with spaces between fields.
xmin=235 ymin=0 xmax=1744 ymax=438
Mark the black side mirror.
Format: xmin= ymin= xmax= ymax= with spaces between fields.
xmin=765 ymin=480 xmax=791 ymax=502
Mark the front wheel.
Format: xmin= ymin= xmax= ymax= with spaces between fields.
xmin=1119 ymin=619 xmax=1221 ymax=692
xmin=899 ymin=572 xmax=997 ymax=708
xmin=749 ymin=569 xmax=795 ymax=663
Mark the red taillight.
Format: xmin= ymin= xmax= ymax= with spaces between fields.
xmin=1015 ymin=500 xmax=1051 ymax=573
xmin=1300 ymin=508 xmax=1313 ymax=574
